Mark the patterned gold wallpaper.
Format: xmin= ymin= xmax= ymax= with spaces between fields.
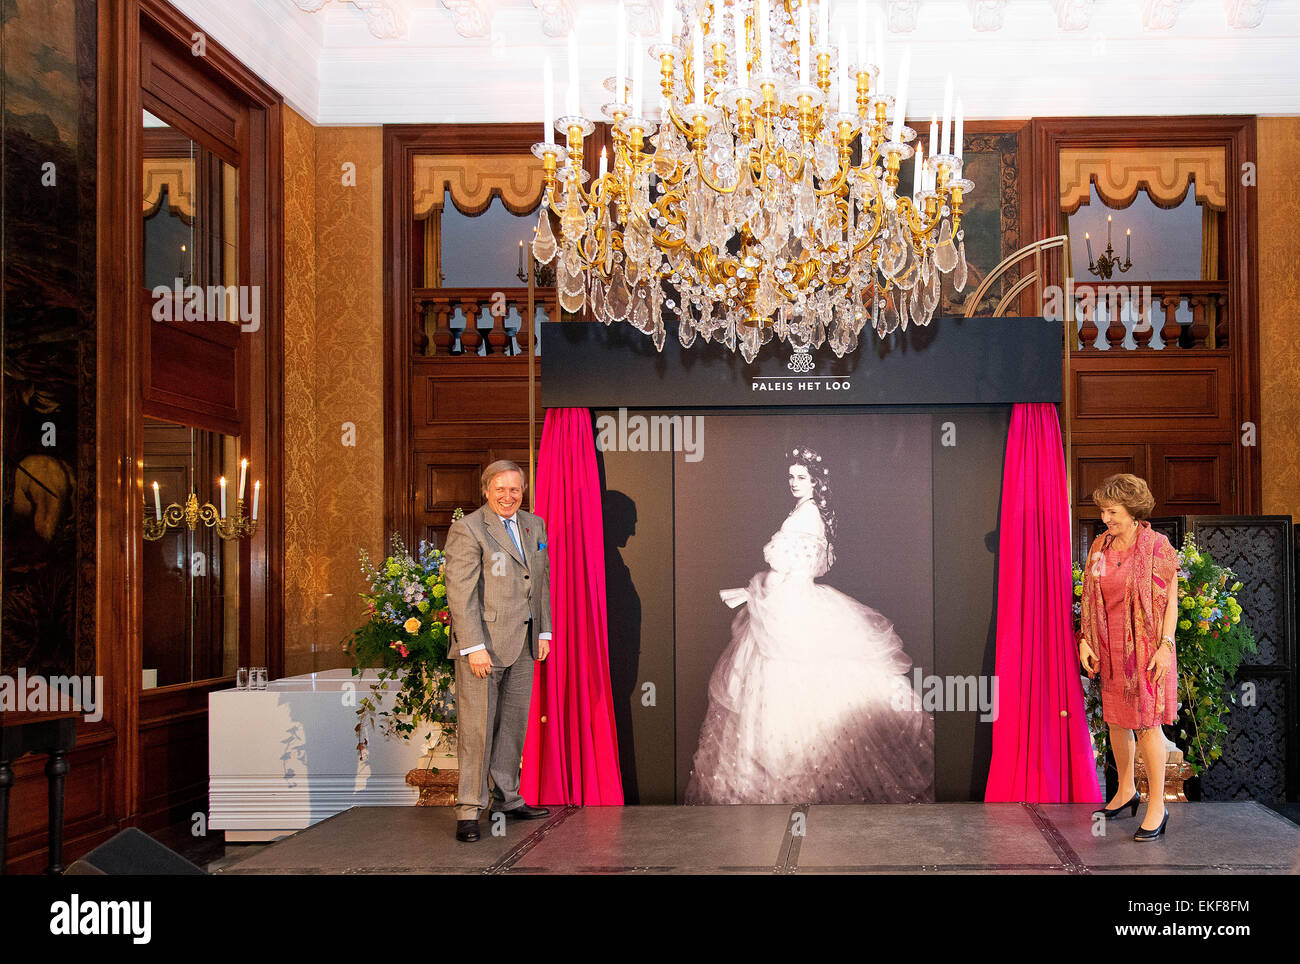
xmin=1258 ymin=117 xmax=1300 ymax=527
xmin=282 ymin=108 xmax=385 ymax=676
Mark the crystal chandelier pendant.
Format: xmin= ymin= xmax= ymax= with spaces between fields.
xmin=954 ymin=237 xmax=968 ymax=292
xmin=531 ymin=204 xmax=557 ymax=265
xmin=934 ymin=219 xmax=959 ymax=273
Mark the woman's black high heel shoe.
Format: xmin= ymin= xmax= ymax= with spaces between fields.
xmin=1133 ymin=809 xmax=1170 ymax=841
xmin=1093 ymin=792 xmax=1140 ymax=820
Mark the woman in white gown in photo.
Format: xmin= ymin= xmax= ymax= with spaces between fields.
xmin=685 ymin=446 xmax=935 ymax=804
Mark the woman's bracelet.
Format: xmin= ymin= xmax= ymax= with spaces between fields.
xmin=1159 ymin=635 xmax=1175 ymax=652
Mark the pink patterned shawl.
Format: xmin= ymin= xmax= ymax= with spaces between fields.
xmin=1080 ymin=519 xmax=1179 ymax=710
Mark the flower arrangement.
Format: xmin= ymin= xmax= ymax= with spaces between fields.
xmin=344 ymin=518 xmax=461 ymax=759
xmin=1074 ymin=532 xmax=1256 ymax=777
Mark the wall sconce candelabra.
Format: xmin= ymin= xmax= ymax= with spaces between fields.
xmin=144 ymin=458 xmax=261 ymax=542
xmin=1085 ymin=214 xmax=1133 ymax=279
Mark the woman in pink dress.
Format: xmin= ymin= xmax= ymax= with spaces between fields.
xmin=1077 ymin=474 xmax=1180 ymax=840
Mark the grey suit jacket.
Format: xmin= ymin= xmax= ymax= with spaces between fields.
xmin=444 ymin=504 xmax=553 ymax=667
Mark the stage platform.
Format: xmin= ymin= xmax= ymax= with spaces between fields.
xmin=212 ymin=802 xmax=1300 ymax=875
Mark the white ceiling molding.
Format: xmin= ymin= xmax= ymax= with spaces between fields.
xmin=440 ymin=0 xmax=497 ymax=38
xmin=1142 ymin=0 xmax=1189 ymax=30
xmin=624 ymin=0 xmax=662 ymax=37
xmin=1051 ymin=0 xmax=1095 ymax=31
xmin=293 ymin=0 xmax=406 ymax=39
xmin=531 ymin=0 xmax=575 ymax=37
xmin=1224 ymin=0 xmax=1268 ymax=29
xmin=885 ymin=0 xmax=920 ymax=33
xmin=968 ymin=0 xmax=1006 ymax=32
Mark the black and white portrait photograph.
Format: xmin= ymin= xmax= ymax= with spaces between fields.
xmin=674 ymin=413 xmax=936 ymax=803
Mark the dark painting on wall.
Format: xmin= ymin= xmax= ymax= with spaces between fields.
xmin=672 ymin=412 xmax=936 ymax=803
xmin=947 ymin=130 xmax=1023 ymax=317
xmin=1 ymin=0 xmax=98 ymax=678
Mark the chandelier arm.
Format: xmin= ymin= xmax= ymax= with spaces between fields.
xmin=693 ymin=149 xmax=742 ymax=195
xmin=811 ymin=159 xmax=852 ymax=198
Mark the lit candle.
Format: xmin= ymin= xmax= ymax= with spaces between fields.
xmin=818 ymin=0 xmax=829 ymax=47
xmin=661 ymin=0 xmax=673 ymax=44
xmin=252 ymin=481 xmax=260 ymax=521
xmin=759 ymin=0 xmax=771 ymax=75
xmin=929 ymin=114 xmax=938 ymax=155
xmin=838 ymin=27 xmax=849 ymax=112
xmin=913 ymin=141 xmax=924 ymax=199
xmin=152 ymin=481 xmax=162 ymax=519
xmin=693 ymin=22 xmax=705 ymax=103
xmin=799 ymin=0 xmax=811 ymax=85
xmin=518 ymin=240 xmax=524 ymax=274
xmin=1126 ymin=227 xmax=1132 ymax=261
xmin=890 ymin=46 xmax=911 ymax=143
xmin=599 ymin=146 xmax=608 ymax=177
xmin=734 ymin=1 xmax=748 ymax=87
xmin=219 ymin=477 xmax=227 ymax=518
xmin=1085 ymin=232 xmax=1094 ymax=262
xmin=238 ymin=457 xmax=248 ymax=500
xmin=632 ymin=36 xmax=644 ymax=116
xmin=940 ymin=73 xmax=953 ymax=156
xmin=543 ymin=57 xmax=554 ymax=141
xmin=1107 ymin=214 xmax=1113 ymax=245
xmin=954 ymin=98 xmax=964 ymax=162
xmin=567 ymin=29 xmax=580 ymax=116
xmin=616 ymin=0 xmax=627 ymax=104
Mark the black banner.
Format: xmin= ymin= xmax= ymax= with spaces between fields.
xmin=542 ymin=316 xmax=1062 ymax=409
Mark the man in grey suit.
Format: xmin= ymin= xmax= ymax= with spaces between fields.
xmin=444 ymin=460 xmax=553 ymax=842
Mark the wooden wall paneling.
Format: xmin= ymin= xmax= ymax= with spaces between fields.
xmin=1072 ymin=443 xmax=1148 ymax=510
xmin=5 ymin=0 xmax=293 ymax=874
xmin=1148 ymin=442 xmax=1235 ymax=514
xmin=384 ymin=124 xmax=549 ymax=547
xmin=1031 ymin=117 xmax=1261 ymax=517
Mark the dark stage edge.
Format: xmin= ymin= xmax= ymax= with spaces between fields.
xmin=213 ymin=802 xmax=1300 ymax=875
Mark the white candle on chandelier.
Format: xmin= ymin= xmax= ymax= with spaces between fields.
xmin=616 ymin=0 xmax=627 ymax=104
xmin=837 ymin=27 xmax=849 ymax=112
xmin=661 ymin=0 xmax=673 ymax=44
xmin=543 ymin=57 xmax=554 ymax=141
xmin=818 ymin=0 xmax=829 ymax=47
xmin=152 ymin=481 xmax=162 ymax=519
xmin=252 ymin=481 xmax=260 ymax=521
xmin=599 ymin=146 xmax=608 ymax=178
xmin=889 ymin=45 xmax=910 ymax=142
xmin=955 ymin=98 xmax=964 ymax=162
xmin=940 ymin=73 xmax=953 ymax=156
xmin=759 ymin=0 xmax=772 ymax=75
xmin=857 ymin=0 xmax=867 ymax=72
xmin=929 ymin=114 xmax=938 ymax=156
xmin=692 ymin=22 xmax=705 ymax=104
xmin=875 ymin=19 xmax=885 ymax=87
xmin=734 ymin=1 xmax=748 ymax=87
xmin=799 ymin=0 xmax=811 ymax=85
xmin=632 ymin=36 xmax=645 ymax=116
xmin=238 ymin=457 xmax=248 ymax=500
xmin=913 ymin=141 xmax=923 ymax=199
xmin=219 ymin=476 xmax=227 ymax=518
xmin=567 ymin=30 xmax=580 ymax=117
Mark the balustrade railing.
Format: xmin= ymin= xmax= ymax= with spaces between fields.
xmin=412 ymin=286 xmax=555 ymax=358
xmin=1071 ymin=280 xmax=1228 ymax=351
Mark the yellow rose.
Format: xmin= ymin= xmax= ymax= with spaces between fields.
xmin=404 ymin=617 xmax=421 ymax=634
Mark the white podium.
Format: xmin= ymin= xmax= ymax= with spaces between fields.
xmin=209 ymin=668 xmax=457 ymax=842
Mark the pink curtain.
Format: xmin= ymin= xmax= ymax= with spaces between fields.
xmin=984 ymin=403 xmax=1102 ymax=803
xmin=521 ymin=409 xmax=625 ymax=805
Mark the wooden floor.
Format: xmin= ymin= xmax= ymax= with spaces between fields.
xmin=186 ymin=802 xmax=1300 ymax=875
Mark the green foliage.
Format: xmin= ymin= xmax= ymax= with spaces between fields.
xmin=343 ymin=532 xmax=457 ymax=759
xmin=1074 ymin=533 xmax=1256 ymax=777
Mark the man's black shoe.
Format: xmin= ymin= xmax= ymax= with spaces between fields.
xmin=456 ymin=819 xmax=481 ymax=842
xmin=495 ymin=803 xmax=550 ymax=820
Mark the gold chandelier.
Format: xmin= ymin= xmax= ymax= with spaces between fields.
xmin=530 ymin=0 xmax=973 ymax=361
